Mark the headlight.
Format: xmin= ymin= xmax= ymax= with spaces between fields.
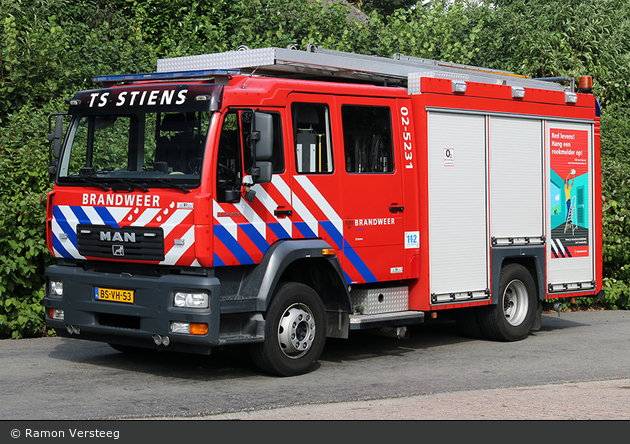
xmin=49 ymin=308 xmax=64 ymax=320
xmin=50 ymin=280 xmax=63 ymax=296
xmin=173 ymin=292 xmax=209 ymax=309
xmin=170 ymin=322 xmax=208 ymax=335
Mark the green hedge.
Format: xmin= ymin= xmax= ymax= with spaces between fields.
xmin=1 ymin=0 xmax=629 ymax=338
xmin=0 ymin=104 xmax=55 ymax=338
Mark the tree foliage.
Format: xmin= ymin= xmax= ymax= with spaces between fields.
xmin=121 ymin=0 xmax=373 ymax=57
xmin=477 ymin=0 xmax=630 ymax=108
xmin=345 ymin=0 xmax=421 ymax=17
xmin=0 ymin=0 xmax=629 ymax=338
xmin=369 ymin=1 xmax=490 ymax=65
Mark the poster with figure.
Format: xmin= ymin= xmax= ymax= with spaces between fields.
xmin=549 ymin=128 xmax=590 ymax=258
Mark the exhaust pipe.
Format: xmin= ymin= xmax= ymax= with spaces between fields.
xmin=542 ymin=302 xmax=563 ymax=315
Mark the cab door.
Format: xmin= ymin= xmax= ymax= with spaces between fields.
xmin=336 ymin=98 xmax=405 ymax=284
xmin=212 ymin=108 xmax=291 ymax=266
xmin=286 ymin=94 xmax=344 ymax=256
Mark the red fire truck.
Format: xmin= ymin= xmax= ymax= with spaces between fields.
xmin=44 ymin=46 xmax=603 ymax=376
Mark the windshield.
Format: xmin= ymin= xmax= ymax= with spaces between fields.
xmin=57 ymin=111 xmax=212 ymax=190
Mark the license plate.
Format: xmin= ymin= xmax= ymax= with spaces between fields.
xmin=95 ymin=287 xmax=134 ymax=304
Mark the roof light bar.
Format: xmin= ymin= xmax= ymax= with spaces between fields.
xmin=92 ymin=69 xmax=240 ymax=83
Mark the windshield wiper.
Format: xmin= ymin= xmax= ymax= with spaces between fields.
xmin=109 ymin=179 xmax=150 ymax=192
xmin=149 ymin=179 xmax=190 ymax=193
xmin=65 ymin=176 xmax=111 ymax=191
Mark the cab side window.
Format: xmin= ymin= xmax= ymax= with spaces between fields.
xmin=342 ymin=105 xmax=394 ymax=173
xmin=292 ymin=103 xmax=333 ymax=174
xmin=216 ymin=111 xmax=242 ymax=203
xmin=217 ymin=110 xmax=285 ymax=203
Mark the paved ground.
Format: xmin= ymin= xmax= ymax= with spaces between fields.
xmin=200 ymin=378 xmax=630 ymax=420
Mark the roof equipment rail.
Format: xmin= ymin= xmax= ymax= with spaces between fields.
xmin=156 ymin=45 xmax=571 ymax=92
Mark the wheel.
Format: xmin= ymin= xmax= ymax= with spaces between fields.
xmin=479 ymin=263 xmax=537 ymax=341
xmin=454 ymin=307 xmax=486 ymax=339
xmin=251 ymin=282 xmax=326 ymax=376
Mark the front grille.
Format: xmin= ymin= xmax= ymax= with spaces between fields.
xmin=77 ymin=224 xmax=164 ymax=261
xmin=98 ymin=313 xmax=141 ymax=330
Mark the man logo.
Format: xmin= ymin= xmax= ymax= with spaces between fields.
xmin=100 ymin=231 xmax=136 ymax=243
xmin=112 ymin=245 xmax=125 ymax=257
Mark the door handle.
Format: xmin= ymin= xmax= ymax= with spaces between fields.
xmin=389 ymin=206 xmax=404 ymax=212
xmin=274 ymin=209 xmax=293 ymax=217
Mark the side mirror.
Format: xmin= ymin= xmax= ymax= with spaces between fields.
xmin=253 ymin=112 xmax=273 ymax=161
xmin=48 ymin=114 xmax=64 ymax=159
xmin=250 ymin=112 xmax=274 ymax=184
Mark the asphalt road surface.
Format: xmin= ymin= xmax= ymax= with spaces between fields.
xmin=1 ymin=310 xmax=629 ymax=421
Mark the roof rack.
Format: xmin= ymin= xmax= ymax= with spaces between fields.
xmin=156 ymin=45 xmax=570 ymax=92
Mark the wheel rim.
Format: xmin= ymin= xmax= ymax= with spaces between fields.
xmin=502 ymin=279 xmax=529 ymax=326
xmin=277 ymin=303 xmax=316 ymax=359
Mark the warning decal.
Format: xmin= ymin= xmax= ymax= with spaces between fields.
xmin=443 ymin=148 xmax=455 ymax=167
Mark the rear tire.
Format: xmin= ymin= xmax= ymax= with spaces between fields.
xmin=479 ymin=263 xmax=537 ymax=341
xmin=251 ymin=282 xmax=326 ymax=376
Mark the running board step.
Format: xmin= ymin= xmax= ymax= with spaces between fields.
xmin=349 ymin=311 xmax=425 ymax=330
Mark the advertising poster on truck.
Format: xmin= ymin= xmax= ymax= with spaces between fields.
xmin=549 ymin=128 xmax=590 ymax=259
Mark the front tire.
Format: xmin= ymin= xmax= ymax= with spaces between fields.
xmin=251 ymin=282 xmax=326 ymax=376
xmin=479 ymin=263 xmax=537 ymax=341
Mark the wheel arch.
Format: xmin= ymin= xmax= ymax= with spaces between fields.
xmin=255 ymin=239 xmax=352 ymax=314
xmin=491 ymin=246 xmax=546 ymax=305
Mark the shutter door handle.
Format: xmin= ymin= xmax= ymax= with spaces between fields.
xmin=274 ymin=209 xmax=293 ymax=217
xmin=389 ymin=206 xmax=404 ymax=212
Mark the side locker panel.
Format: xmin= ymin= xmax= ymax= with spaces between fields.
xmin=545 ymin=122 xmax=595 ymax=292
xmin=488 ymin=117 xmax=544 ymax=243
xmin=427 ymin=112 xmax=489 ymax=304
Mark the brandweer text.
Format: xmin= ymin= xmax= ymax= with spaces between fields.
xmin=83 ymin=193 xmax=160 ymax=207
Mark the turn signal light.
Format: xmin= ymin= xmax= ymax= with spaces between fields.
xmin=322 ymin=248 xmax=335 ymax=256
xmin=190 ymin=323 xmax=208 ymax=335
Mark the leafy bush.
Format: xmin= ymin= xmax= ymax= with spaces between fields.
xmin=475 ymin=0 xmax=630 ymax=107
xmin=0 ymin=104 xmax=56 ymax=338
xmin=123 ymin=0 xmax=373 ymax=57
xmin=371 ymin=0 xmax=490 ymax=65
xmin=600 ymin=103 xmax=630 ymax=162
